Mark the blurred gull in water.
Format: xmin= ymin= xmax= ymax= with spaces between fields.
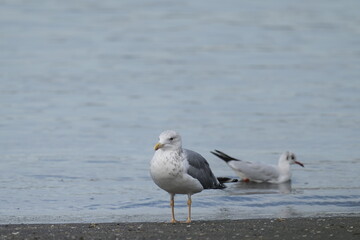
xmin=150 ymin=130 xmax=225 ymax=223
xmin=211 ymin=150 xmax=304 ymax=184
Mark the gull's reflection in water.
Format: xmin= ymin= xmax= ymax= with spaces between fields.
xmin=225 ymin=181 xmax=292 ymax=195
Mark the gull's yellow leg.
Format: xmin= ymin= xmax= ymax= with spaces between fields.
xmin=186 ymin=194 xmax=192 ymax=223
xmin=170 ymin=194 xmax=178 ymax=223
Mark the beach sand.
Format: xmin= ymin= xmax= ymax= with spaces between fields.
xmin=1 ymin=217 xmax=359 ymax=240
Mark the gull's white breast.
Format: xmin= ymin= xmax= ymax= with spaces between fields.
xmin=150 ymin=150 xmax=203 ymax=194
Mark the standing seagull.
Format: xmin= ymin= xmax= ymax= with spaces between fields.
xmin=211 ymin=150 xmax=304 ymax=184
xmin=150 ymin=130 xmax=225 ymax=223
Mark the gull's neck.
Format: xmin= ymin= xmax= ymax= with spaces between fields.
xmin=157 ymin=147 xmax=183 ymax=157
xmin=277 ymin=160 xmax=291 ymax=182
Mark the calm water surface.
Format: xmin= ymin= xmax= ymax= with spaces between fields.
xmin=1 ymin=0 xmax=360 ymax=223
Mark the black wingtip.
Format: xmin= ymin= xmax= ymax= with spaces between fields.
xmin=211 ymin=150 xmax=239 ymax=163
xmin=217 ymin=177 xmax=239 ymax=183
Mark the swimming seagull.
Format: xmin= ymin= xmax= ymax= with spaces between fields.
xmin=150 ymin=130 xmax=225 ymax=223
xmin=211 ymin=150 xmax=304 ymax=184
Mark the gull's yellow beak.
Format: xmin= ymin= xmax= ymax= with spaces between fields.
xmin=154 ymin=142 xmax=163 ymax=151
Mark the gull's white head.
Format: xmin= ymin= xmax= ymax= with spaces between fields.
xmin=279 ymin=152 xmax=304 ymax=167
xmin=154 ymin=130 xmax=182 ymax=151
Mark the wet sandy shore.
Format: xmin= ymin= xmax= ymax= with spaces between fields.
xmin=1 ymin=217 xmax=359 ymax=240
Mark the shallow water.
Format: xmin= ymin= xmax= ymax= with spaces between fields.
xmin=1 ymin=0 xmax=360 ymax=223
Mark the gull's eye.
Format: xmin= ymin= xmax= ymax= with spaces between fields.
xmin=291 ymin=155 xmax=295 ymax=160
xmin=169 ymin=137 xmax=174 ymax=141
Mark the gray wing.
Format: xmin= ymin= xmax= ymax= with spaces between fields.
xmin=228 ymin=161 xmax=280 ymax=182
xmin=184 ymin=149 xmax=225 ymax=189
xmin=211 ymin=150 xmax=279 ymax=182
